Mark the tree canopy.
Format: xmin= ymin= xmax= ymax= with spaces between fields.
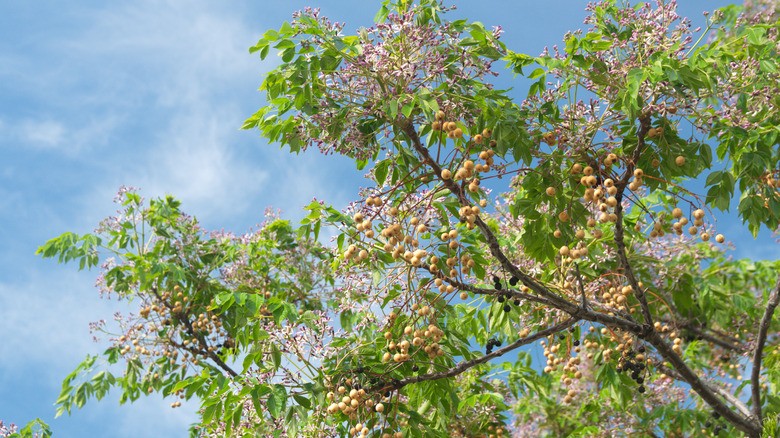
xmin=7 ymin=0 xmax=780 ymax=437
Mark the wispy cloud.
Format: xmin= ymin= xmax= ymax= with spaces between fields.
xmin=33 ymin=0 xmax=284 ymax=222
xmin=0 ymin=271 xmax=118 ymax=376
xmin=15 ymin=120 xmax=66 ymax=148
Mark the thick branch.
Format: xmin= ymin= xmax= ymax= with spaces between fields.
xmin=401 ymin=122 xmax=579 ymax=315
xmin=402 ymin=122 xmax=636 ymax=329
xmin=400 ymin=120 xmax=760 ymax=436
xmin=645 ymin=329 xmax=761 ymax=436
xmin=751 ymin=273 xmax=780 ymax=421
xmin=659 ymin=364 xmax=753 ymax=420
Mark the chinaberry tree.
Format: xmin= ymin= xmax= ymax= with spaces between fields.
xmin=12 ymin=0 xmax=780 ymax=437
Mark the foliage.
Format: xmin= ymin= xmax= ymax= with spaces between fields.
xmin=15 ymin=0 xmax=780 ymax=437
xmin=0 ymin=419 xmax=51 ymax=438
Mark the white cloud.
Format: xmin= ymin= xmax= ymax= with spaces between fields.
xmin=16 ymin=119 xmax=66 ymax=148
xmin=66 ymin=1 xmax=282 ymax=222
xmin=0 ymin=271 xmax=118 ymax=376
xmin=0 ymin=269 xmax=201 ymax=437
xmin=134 ymin=107 xmax=270 ymax=218
xmin=2 ymin=115 xmax=123 ymax=156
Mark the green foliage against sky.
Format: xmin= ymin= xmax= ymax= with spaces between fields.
xmin=8 ymin=0 xmax=780 ymax=437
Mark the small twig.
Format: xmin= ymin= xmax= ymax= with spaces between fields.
xmin=613 ymin=196 xmax=654 ymax=328
xmin=751 ymin=273 xmax=780 ymax=421
xmin=573 ymin=262 xmax=588 ymax=310
xmin=151 ymin=286 xmax=238 ymax=378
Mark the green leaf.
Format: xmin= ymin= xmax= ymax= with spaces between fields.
xmin=375 ymin=160 xmax=390 ymax=186
xmin=402 ymin=101 xmax=415 ymax=118
xmin=267 ymin=384 xmax=287 ymax=418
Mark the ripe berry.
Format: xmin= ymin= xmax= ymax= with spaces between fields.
xmin=675 ymin=156 xmax=685 ymax=166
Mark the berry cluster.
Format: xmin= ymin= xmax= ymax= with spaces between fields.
xmin=485 ymin=337 xmax=502 ymax=355
xmin=616 ymin=346 xmax=648 ymax=393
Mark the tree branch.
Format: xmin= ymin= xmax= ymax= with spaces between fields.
xmin=151 ymin=286 xmax=238 ymax=378
xmin=386 ymin=318 xmax=577 ymax=390
xmin=400 ymin=120 xmax=761 ymax=436
xmin=645 ymin=329 xmax=761 ymax=436
xmin=751 ymin=273 xmax=780 ymax=422
xmin=573 ymin=262 xmax=588 ymax=310
xmin=613 ymin=196 xmax=654 ymax=327
xmin=610 ymin=114 xmax=654 ymax=327
xmin=658 ymin=364 xmax=753 ymax=420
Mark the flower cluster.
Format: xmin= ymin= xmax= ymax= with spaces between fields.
xmin=290 ymin=4 xmax=503 ymax=160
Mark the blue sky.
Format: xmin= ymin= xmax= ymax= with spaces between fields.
xmin=0 ymin=1 xmax=775 ymax=437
